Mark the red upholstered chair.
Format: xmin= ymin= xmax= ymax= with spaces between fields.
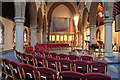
xmin=44 ymin=44 xmax=50 ymax=51
xmin=68 ymin=55 xmax=79 ymax=61
xmin=35 ymin=55 xmax=45 ymax=67
xmin=74 ymin=60 xmax=89 ymax=74
xmin=16 ymin=50 xmax=22 ymax=62
xmin=58 ymin=59 xmax=73 ymax=72
xmin=25 ymin=46 xmax=35 ymax=55
xmin=27 ymin=54 xmax=35 ymax=66
xmin=50 ymin=52 xmax=58 ymax=59
xmin=35 ymin=44 xmax=41 ymax=55
xmin=84 ymin=73 xmax=111 ymax=80
xmin=10 ymin=61 xmax=23 ymax=79
xmin=2 ymin=59 xmax=13 ymax=79
xmin=42 ymin=51 xmax=49 ymax=58
xmin=59 ymin=71 xmax=84 ymax=80
xmin=80 ymin=55 xmax=93 ymax=62
xmin=21 ymin=64 xmax=38 ymax=80
xmin=46 ymin=57 xmax=58 ymax=72
xmin=39 ymin=46 xmax=44 ymax=51
xmin=58 ymin=54 xmax=68 ymax=59
xmin=3 ymin=59 xmax=12 ymax=74
xmin=21 ymin=53 xmax=27 ymax=64
xmin=90 ymin=61 xmax=108 ymax=74
xmin=37 ymin=67 xmax=57 ymax=80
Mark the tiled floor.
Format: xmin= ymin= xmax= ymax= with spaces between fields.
xmin=0 ymin=49 xmax=120 ymax=80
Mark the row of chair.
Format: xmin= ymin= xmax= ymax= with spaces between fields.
xmin=37 ymin=43 xmax=70 ymax=50
xmin=0 ymin=57 xmax=111 ymax=80
xmin=26 ymin=43 xmax=70 ymax=54
xmin=18 ymin=49 xmax=93 ymax=62
xmin=15 ymin=50 xmax=107 ymax=74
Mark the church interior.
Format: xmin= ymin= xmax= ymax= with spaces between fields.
xmin=0 ymin=1 xmax=120 ymax=80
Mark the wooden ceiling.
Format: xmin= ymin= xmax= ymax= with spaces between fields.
xmin=1 ymin=2 xmax=30 ymax=27
xmin=113 ymin=1 xmax=120 ymax=19
xmin=2 ymin=2 xmax=15 ymax=21
xmin=24 ymin=3 xmax=30 ymax=27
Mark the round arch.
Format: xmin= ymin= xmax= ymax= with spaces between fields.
xmin=48 ymin=2 xmax=76 ymax=20
xmin=25 ymin=2 xmax=37 ymax=27
xmin=82 ymin=8 xmax=89 ymax=29
xmin=47 ymin=2 xmax=77 ymax=40
xmin=89 ymin=2 xmax=99 ymax=25
xmin=37 ymin=7 xmax=43 ymax=31
xmin=47 ymin=2 xmax=77 ymax=27
xmin=43 ymin=15 xmax=47 ymax=32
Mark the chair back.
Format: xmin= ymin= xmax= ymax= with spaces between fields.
xmin=43 ymin=51 xmax=49 ymax=58
xmin=10 ymin=61 xmax=23 ymax=79
xmin=74 ymin=60 xmax=89 ymax=73
xmin=59 ymin=71 xmax=83 ymax=80
xmin=85 ymin=73 xmax=111 ymax=80
xmin=21 ymin=53 xmax=27 ymax=64
xmin=3 ymin=59 xmax=12 ymax=74
xmin=21 ymin=64 xmax=37 ymax=80
xmin=81 ymin=55 xmax=93 ymax=62
xmin=90 ymin=61 xmax=108 ymax=74
xmin=68 ymin=55 xmax=79 ymax=61
xmin=46 ymin=57 xmax=58 ymax=72
xmin=37 ymin=67 xmax=57 ymax=80
xmin=50 ymin=52 xmax=58 ymax=59
xmin=27 ymin=54 xmax=35 ymax=66
xmin=35 ymin=56 xmax=45 ymax=67
xmin=58 ymin=59 xmax=72 ymax=72
xmin=16 ymin=51 xmax=22 ymax=60
xmin=58 ymin=54 xmax=68 ymax=59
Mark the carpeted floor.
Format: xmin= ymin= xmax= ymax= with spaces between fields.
xmin=0 ymin=49 xmax=120 ymax=80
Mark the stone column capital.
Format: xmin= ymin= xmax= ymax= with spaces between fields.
xmin=14 ymin=17 xmax=25 ymax=23
xmin=103 ymin=18 xmax=113 ymax=24
xmin=89 ymin=25 xmax=96 ymax=29
xmin=30 ymin=26 xmax=37 ymax=31
xmin=30 ymin=24 xmax=38 ymax=28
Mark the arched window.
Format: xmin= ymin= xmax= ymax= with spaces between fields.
xmin=13 ymin=26 xmax=16 ymax=43
xmin=0 ymin=21 xmax=4 ymax=44
xmin=23 ymin=29 xmax=28 ymax=43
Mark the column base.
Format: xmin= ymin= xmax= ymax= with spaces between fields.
xmin=105 ymin=52 xmax=113 ymax=57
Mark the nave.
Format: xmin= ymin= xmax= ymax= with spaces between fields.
xmin=0 ymin=1 xmax=120 ymax=80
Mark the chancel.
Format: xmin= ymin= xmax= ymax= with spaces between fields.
xmin=0 ymin=1 xmax=120 ymax=80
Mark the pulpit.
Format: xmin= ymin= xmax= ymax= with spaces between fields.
xmin=97 ymin=41 xmax=103 ymax=58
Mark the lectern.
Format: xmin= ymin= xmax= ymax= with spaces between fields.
xmin=85 ymin=40 xmax=91 ymax=50
xmin=97 ymin=41 xmax=103 ymax=58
